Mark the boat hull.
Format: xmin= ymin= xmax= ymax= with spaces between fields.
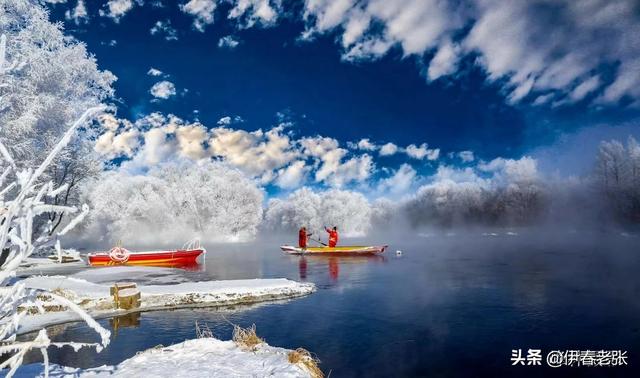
xmin=87 ymin=248 xmax=205 ymax=267
xmin=280 ymin=245 xmax=387 ymax=255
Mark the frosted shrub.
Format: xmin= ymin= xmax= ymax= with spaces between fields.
xmin=85 ymin=161 xmax=264 ymax=244
xmin=264 ymin=188 xmax=372 ymax=237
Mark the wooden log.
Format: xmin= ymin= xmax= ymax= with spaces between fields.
xmin=116 ymin=288 xmax=141 ymax=310
xmin=110 ymin=282 xmax=137 ymax=296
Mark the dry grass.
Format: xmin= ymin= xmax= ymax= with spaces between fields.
xmin=51 ymin=287 xmax=75 ymax=299
xmin=288 ymin=348 xmax=324 ymax=378
xmin=232 ymin=323 xmax=264 ymax=351
xmin=198 ymin=318 xmax=323 ymax=377
xmin=195 ymin=320 xmax=214 ymax=339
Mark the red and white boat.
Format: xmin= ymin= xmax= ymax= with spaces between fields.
xmin=87 ymin=240 xmax=205 ymax=268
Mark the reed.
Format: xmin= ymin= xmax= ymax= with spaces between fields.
xmin=232 ymin=323 xmax=264 ymax=351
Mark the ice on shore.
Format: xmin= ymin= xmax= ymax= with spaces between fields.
xmin=20 ymin=337 xmax=317 ymax=377
xmin=18 ymin=276 xmax=315 ymax=334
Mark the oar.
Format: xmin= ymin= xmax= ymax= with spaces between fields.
xmin=309 ymin=237 xmax=327 ymax=247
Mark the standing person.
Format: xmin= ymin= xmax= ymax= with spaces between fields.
xmin=298 ymin=227 xmax=312 ymax=248
xmin=325 ymin=226 xmax=339 ymax=247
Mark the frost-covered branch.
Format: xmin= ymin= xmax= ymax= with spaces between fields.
xmin=0 ymin=105 xmax=109 ymax=377
xmin=0 ymin=32 xmax=109 ymax=375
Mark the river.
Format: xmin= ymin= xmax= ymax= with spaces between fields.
xmin=20 ymin=229 xmax=640 ymax=377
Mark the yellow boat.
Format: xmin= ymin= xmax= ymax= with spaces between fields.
xmin=280 ymin=245 xmax=387 ymax=255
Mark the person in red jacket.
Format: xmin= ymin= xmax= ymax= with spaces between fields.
xmin=298 ymin=227 xmax=311 ymax=248
xmin=325 ymin=226 xmax=339 ymax=247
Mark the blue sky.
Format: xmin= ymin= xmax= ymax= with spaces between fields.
xmin=45 ymin=0 xmax=640 ymax=193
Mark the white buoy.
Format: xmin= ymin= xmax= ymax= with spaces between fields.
xmin=396 ymin=250 xmax=402 ymax=256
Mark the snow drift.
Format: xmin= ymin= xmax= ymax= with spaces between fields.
xmin=21 ymin=337 xmax=319 ymax=377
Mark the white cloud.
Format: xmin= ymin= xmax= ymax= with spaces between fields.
xmin=458 ymin=150 xmax=475 ymax=163
xmin=301 ymin=136 xmax=374 ymax=187
xmin=217 ymin=116 xmax=231 ymax=125
xmin=427 ymin=39 xmax=461 ymax=81
xmin=433 ymin=165 xmax=487 ymax=185
xmin=326 ymin=154 xmax=374 ymax=187
xmin=300 ymin=136 xmax=339 ymax=158
xmin=150 ymin=81 xmax=177 ymax=99
xmin=99 ymin=0 xmax=136 ymax=22
xmin=138 ymin=128 xmax=175 ymax=166
xmin=209 ymin=125 xmax=298 ymax=177
xmin=65 ymin=0 xmax=88 ymax=25
xmin=98 ymin=113 xmax=121 ymax=131
xmin=150 ymin=20 xmax=178 ymax=41
xmin=296 ymin=0 xmax=640 ymax=107
xmin=218 ymin=35 xmax=240 ymax=49
xmin=147 ymin=68 xmax=163 ymax=76
xmin=467 ymin=0 xmax=640 ymax=106
xmin=94 ymin=112 xmax=452 ymax=190
xmin=478 ymin=156 xmax=539 ymax=183
xmin=275 ymin=160 xmax=309 ymax=189
xmin=180 ymin=0 xmax=217 ymax=32
xmin=348 ymin=138 xmax=376 ymax=151
xmin=304 ymin=0 xmax=460 ymax=61
xmin=379 ymin=142 xmax=398 ymax=156
xmin=216 ymin=116 xmax=244 ymax=125
xmin=94 ymin=129 xmax=140 ymax=159
xmin=176 ymin=124 xmax=209 ymax=159
xmin=405 ymin=143 xmax=439 ymax=160
xmin=377 ymin=163 xmax=416 ymax=194
xmin=569 ymin=75 xmax=600 ymax=103
xmin=357 ymin=138 xmax=376 ymax=150
xmin=532 ymin=93 xmax=554 ymax=106
xmin=228 ymin=0 xmax=282 ymax=28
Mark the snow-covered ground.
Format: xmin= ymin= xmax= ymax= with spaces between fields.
xmin=18 ymin=275 xmax=315 ymax=335
xmin=19 ymin=337 xmax=317 ymax=377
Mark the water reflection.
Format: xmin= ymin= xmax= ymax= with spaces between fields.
xmin=109 ymin=312 xmax=141 ymax=337
xmin=295 ymin=255 xmax=386 ymax=282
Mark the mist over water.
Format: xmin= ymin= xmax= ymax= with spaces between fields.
xmin=23 ymin=228 xmax=640 ymax=377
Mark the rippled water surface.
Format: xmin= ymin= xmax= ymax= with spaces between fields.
xmin=21 ymin=231 xmax=640 ymax=377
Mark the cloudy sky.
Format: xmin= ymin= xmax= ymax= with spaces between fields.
xmin=46 ymin=0 xmax=640 ymax=194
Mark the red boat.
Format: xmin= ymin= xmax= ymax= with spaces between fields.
xmin=87 ymin=241 xmax=205 ymax=268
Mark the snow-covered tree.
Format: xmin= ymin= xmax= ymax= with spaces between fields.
xmin=264 ymin=188 xmax=372 ymax=237
xmin=84 ymin=161 xmax=264 ymax=244
xmin=0 ymin=0 xmax=115 ymax=235
xmin=596 ymin=140 xmax=627 ymax=191
xmin=401 ymin=160 xmax=546 ymax=227
xmin=0 ymin=32 xmax=109 ymax=374
xmin=594 ymin=136 xmax=640 ymax=222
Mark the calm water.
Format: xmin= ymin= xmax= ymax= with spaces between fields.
xmin=20 ymin=230 xmax=640 ymax=377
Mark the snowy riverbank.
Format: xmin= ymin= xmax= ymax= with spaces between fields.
xmin=17 ymin=275 xmax=315 ymax=334
xmin=20 ymin=337 xmax=320 ymax=377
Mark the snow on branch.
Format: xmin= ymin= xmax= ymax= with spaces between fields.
xmin=0 ymin=33 xmax=109 ymax=376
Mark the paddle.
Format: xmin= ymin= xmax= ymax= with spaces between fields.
xmin=309 ymin=236 xmax=327 ymax=247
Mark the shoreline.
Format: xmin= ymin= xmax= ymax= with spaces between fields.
xmin=18 ymin=275 xmax=315 ymax=335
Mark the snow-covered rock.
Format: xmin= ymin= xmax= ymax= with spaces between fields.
xmin=21 ymin=337 xmax=317 ymax=377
